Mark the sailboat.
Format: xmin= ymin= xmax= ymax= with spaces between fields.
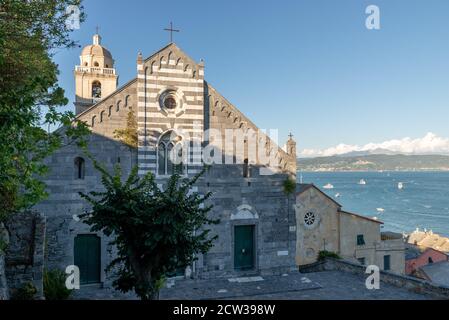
xmin=358 ymin=179 xmax=366 ymax=185
xmin=398 ymin=182 xmax=404 ymax=190
xmin=323 ymin=183 xmax=334 ymax=189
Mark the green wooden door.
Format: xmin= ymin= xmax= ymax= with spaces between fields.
xmin=234 ymin=225 xmax=255 ymax=270
xmin=74 ymin=235 xmax=101 ymax=285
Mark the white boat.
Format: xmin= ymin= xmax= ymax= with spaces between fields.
xmin=398 ymin=182 xmax=404 ymax=190
xmin=335 ymin=193 xmax=341 ymax=198
xmin=358 ymin=179 xmax=366 ymax=185
xmin=323 ymin=183 xmax=334 ymax=189
xmin=376 ymin=208 xmax=385 ymax=212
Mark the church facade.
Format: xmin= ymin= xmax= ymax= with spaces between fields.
xmin=35 ymin=34 xmax=298 ymax=285
xmin=35 ymin=34 xmax=405 ymax=288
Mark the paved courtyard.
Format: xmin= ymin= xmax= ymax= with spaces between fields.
xmin=72 ymin=271 xmax=434 ymax=300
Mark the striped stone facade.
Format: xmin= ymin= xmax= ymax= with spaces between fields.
xmin=35 ymin=42 xmax=299 ymax=286
xmin=137 ymin=44 xmax=205 ymax=177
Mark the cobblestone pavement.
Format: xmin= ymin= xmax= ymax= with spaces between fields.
xmin=227 ymin=271 xmax=432 ymax=300
xmin=160 ymin=273 xmax=321 ymax=300
xmin=72 ymin=271 xmax=434 ymax=300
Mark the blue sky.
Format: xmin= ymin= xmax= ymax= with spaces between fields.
xmin=54 ymin=0 xmax=449 ymax=155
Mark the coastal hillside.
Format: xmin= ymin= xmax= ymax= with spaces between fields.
xmin=298 ymin=154 xmax=449 ymax=171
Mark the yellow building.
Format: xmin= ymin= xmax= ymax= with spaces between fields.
xmin=294 ymin=184 xmax=405 ymax=274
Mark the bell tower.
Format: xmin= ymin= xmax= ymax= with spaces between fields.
xmin=74 ymin=33 xmax=118 ymax=115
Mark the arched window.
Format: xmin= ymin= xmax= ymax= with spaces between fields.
xmin=91 ymin=116 xmax=96 ymax=127
xmin=94 ymin=61 xmax=99 ymax=67
xmin=100 ymin=111 xmax=105 ymax=122
xmin=74 ymin=157 xmax=85 ymax=180
xmin=428 ymin=257 xmax=434 ymax=264
xmin=92 ymin=81 xmax=101 ymax=99
xmin=116 ymin=100 xmax=121 ymax=112
xmin=125 ymin=95 xmax=130 ymax=108
xmin=157 ymin=131 xmax=183 ymax=176
xmin=243 ymin=158 xmax=250 ymax=178
xmin=108 ymin=105 xmax=112 ymax=117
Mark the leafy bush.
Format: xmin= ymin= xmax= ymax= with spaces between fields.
xmin=283 ymin=178 xmax=297 ymax=195
xmin=43 ymin=269 xmax=72 ymax=300
xmin=318 ymin=250 xmax=341 ymax=261
xmin=0 ymin=239 xmax=7 ymax=253
xmin=11 ymin=282 xmax=37 ymax=300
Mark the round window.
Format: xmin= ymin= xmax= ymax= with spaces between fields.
xmin=304 ymin=212 xmax=316 ymax=226
xmin=160 ymin=90 xmax=180 ymax=111
xmin=164 ymin=96 xmax=177 ymax=109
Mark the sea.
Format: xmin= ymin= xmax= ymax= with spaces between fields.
xmin=300 ymin=171 xmax=449 ymax=237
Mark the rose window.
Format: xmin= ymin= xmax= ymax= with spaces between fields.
xmin=304 ymin=212 xmax=316 ymax=226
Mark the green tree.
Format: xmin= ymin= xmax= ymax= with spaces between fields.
xmin=79 ymin=161 xmax=219 ymax=300
xmin=0 ymin=0 xmax=89 ymax=222
xmin=114 ymin=110 xmax=138 ymax=148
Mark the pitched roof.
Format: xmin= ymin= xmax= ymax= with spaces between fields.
xmin=143 ymin=42 xmax=199 ymax=68
xmin=296 ymin=183 xmax=342 ymax=207
xmin=339 ymin=210 xmax=384 ymax=224
xmin=419 ymin=261 xmax=449 ymax=287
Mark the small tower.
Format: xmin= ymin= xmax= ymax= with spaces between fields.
xmin=74 ymin=33 xmax=118 ymax=115
xmin=286 ymin=133 xmax=297 ymax=176
xmin=287 ymin=133 xmax=297 ymax=157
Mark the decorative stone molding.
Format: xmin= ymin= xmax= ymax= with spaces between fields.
xmin=231 ymin=203 xmax=259 ymax=220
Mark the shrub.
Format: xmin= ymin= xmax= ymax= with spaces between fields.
xmin=318 ymin=250 xmax=341 ymax=261
xmin=0 ymin=239 xmax=7 ymax=253
xmin=282 ymin=178 xmax=297 ymax=195
xmin=43 ymin=269 xmax=72 ymax=300
xmin=11 ymin=282 xmax=37 ymax=300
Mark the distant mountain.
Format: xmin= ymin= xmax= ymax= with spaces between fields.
xmin=298 ymin=154 xmax=449 ymax=172
xmin=337 ymin=148 xmax=398 ymax=157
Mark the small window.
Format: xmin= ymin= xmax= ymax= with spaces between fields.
xmin=357 ymin=235 xmax=365 ymax=246
xmin=164 ymin=96 xmax=177 ymax=109
xmin=94 ymin=61 xmax=99 ymax=67
xmin=125 ymin=95 xmax=130 ymax=108
xmin=357 ymin=257 xmax=366 ymax=266
xmin=92 ymin=81 xmax=101 ymax=99
xmin=74 ymin=157 xmax=85 ymax=180
xmin=384 ymin=255 xmax=391 ymax=271
xmin=91 ymin=116 xmax=96 ymax=127
xmin=304 ymin=212 xmax=316 ymax=226
xmin=100 ymin=111 xmax=105 ymax=122
xmin=243 ymin=159 xmax=249 ymax=178
xmin=108 ymin=106 xmax=112 ymax=117
xmin=428 ymin=257 xmax=433 ymax=264
xmin=116 ymin=100 xmax=121 ymax=112
xmin=84 ymin=62 xmax=88 ymax=66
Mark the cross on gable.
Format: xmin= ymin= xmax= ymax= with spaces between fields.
xmin=164 ymin=21 xmax=180 ymax=43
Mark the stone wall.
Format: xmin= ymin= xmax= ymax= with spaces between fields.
xmin=4 ymin=212 xmax=46 ymax=299
xmin=0 ymin=253 xmax=8 ymax=300
xmin=193 ymin=164 xmax=297 ymax=279
xmin=0 ymin=223 xmax=9 ymax=300
xmin=301 ymin=258 xmax=449 ymax=299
